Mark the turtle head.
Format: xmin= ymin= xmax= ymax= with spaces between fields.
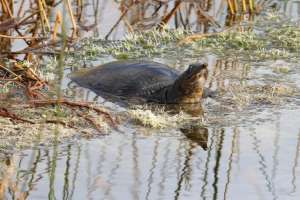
xmin=179 ymin=63 xmax=208 ymax=89
xmin=171 ymin=63 xmax=208 ymax=103
xmin=184 ymin=63 xmax=208 ymax=83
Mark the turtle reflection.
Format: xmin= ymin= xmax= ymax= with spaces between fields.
xmin=180 ymin=125 xmax=208 ymax=150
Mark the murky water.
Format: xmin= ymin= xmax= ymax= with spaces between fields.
xmin=1 ymin=54 xmax=300 ymax=199
xmin=1 ymin=1 xmax=300 ymax=200
xmin=1 ymin=107 xmax=300 ymax=199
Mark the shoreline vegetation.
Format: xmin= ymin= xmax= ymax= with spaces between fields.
xmin=0 ymin=0 xmax=300 ymax=150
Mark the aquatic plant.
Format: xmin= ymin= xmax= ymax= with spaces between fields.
xmin=73 ymin=13 xmax=300 ymax=62
xmin=128 ymin=105 xmax=200 ymax=129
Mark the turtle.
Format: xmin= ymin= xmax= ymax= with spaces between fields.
xmin=69 ymin=60 xmax=209 ymax=104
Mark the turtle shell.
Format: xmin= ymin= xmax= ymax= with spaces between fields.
xmin=69 ymin=60 xmax=179 ymax=100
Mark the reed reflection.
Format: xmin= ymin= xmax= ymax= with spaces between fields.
xmin=290 ymin=130 xmax=300 ymax=194
xmin=1 ymin=121 xmax=300 ymax=199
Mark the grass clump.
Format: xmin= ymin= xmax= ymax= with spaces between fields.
xmin=67 ymin=11 xmax=300 ymax=64
xmin=190 ymin=24 xmax=300 ymax=60
xmin=0 ymin=103 xmax=112 ymax=150
xmin=128 ymin=106 xmax=196 ymax=129
xmin=266 ymin=26 xmax=300 ymax=51
xmin=226 ymin=83 xmax=296 ymax=107
xmin=74 ymin=28 xmax=190 ymax=60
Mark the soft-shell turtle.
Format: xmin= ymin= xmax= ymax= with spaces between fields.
xmin=69 ymin=60 xmax=208 ymax=104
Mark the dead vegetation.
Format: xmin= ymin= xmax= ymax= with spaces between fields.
xmin=0 ymin=100 xmax=116 ymax=149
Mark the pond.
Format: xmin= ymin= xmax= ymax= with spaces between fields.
xmin=1 ymin=0 xmax=300 ymax=200
xmin=4 ymin=108 xmax=300 ymax=199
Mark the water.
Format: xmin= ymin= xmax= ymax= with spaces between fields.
xmin=1 ymin=55 xmax=300 ymax=199
xmin=1 ymin=1 xmax=300 ymax=199
xmin=1 ymin=108 xmax=299 ymax=199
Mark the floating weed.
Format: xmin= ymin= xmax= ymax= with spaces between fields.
xmin=0 ymin=103 xmax=111 ymax=150
xmin=73 ymin=28 xmax=190 ymax=60
xmin=193 ymin=27 xmax=299 ymax=57
xmin=273 ymin=65 xmax=291 ymax=74
xmin=129 ymin=109 xmax=171 ymax=129
xmin=80 ymin=39 xmax=106 ymax=59
xmin=225 ymin=83 xmax=297 ymax=108
xmin=128 ymin=105 xmax=195 ymax=129
xmin=266 ymin=26 xmax=300 ymax=51
xmin=70 ymin=15 xmax=300 ymax=63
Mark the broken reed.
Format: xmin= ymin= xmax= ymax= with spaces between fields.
xmin=227 ymin=0 xmax=256 ymax=15
xmin=0 ymin=0 xmax=78 ymax=39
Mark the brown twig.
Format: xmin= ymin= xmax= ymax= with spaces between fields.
xmin=0 ymin=34 xmax=45 ymax=39
xmin=45 ymin=119 xmax=77 ymax=129
xmin=73 ymin=109 xmax=103 ymax=133
xmin=105 ymin=3 xmax=134 ymax=39
xmin=177 ymin=26 xmax=235 ymax=45
xmin=29 ymin=99 xmax=116 ymax=127
xmin=0 ymin=106 xmax=79 ymax=130
xmin=158 ymin=0 xmax=182 ymax=28
xmin=0 ymin=107 xmax=35 ymax=124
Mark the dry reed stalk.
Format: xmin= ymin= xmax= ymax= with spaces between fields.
xmin=123 ymin=16 xmax=134 ymax=33
xmin=17 ymin=10 xmax=39 ymax=25
xmin=178 ymin=26 xmax=234 ymax=45
xmin=76 ymin=0 xmax=83 ymax=21
xmin=1 ymin=0 xmax=13 ymax=17
xmin=37 ymin=0 xmax=50 ymax=31
xmin=242 ymin=0 xmax=247 ymax=13
xmin=105 ymin=2 xmax=134 ymax=39
xmin=0 ymin=63 xmax=22 ymax=80
xmin=65 ymin=0 xmax=78 ymax=38
xmin=196 ymin=4 xmax=220 ymax=28
xmin=0 ymin=34 xmax=42 ymax=39
xmin=226 ymin=0 xmax=235 ymax=15
xmin=52 ymin=11 xmax=62 ymax=41
xmin=159 ymin=0 xmax=181 ymax=26
xmin=232 ymin=0 xmax=238 ymax=13
xmin=17 ymin=0 xmax=25 ymax=17
xmin=41 ymin=0 xmax=47 ymax=8
xmin=248 ymin=0 xmax=255 ymax=13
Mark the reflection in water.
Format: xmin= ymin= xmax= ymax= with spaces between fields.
xmin=180 ymin=125 xmax=208 ymax=150
xmin=249 ymin=128 xmax=274 ymax=199
xmin=69 ymin=145 xmax=81 ymax=200
xmin=173 ymin=139 xmax=193 ymax=200
xmin=168 ymin=103 xmax=205 ymax=117
xmin=145 ymin=138 xmax=159 ymax=200
xmin=103 ymin=138 xmax=126 ymax=200
xmin=63 ymin=145 xmax=71 ymax=199
xmin=132 ymin=135 xmax=141 ymax=200
xmin=200 ymin=127 xmax=216 ymax=200
xmin=290 ymin=130 xmax=300 ymax=194
xmin=157 ymin=140 xmax=171 ymax=200
xmin=271 ymin=115 xmax=280 ymax=200
xmin=1 ymin=114 xmax=300 ymax=199
xmin=224 ymin=127 xmax=239 ymax=200
xmin=212 ymin=128 xmax=225 ymax=200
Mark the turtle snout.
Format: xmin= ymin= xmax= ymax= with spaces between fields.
xmin=188 ymin=63 xmax=208 ymax=72
xmin=201 ymin=63 xmax=208 ymax=69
